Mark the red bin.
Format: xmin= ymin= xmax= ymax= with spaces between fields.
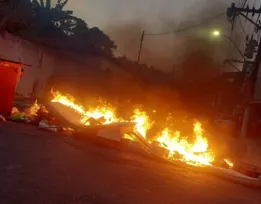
xmin=0 ymin=60 xmax=21 ymax=116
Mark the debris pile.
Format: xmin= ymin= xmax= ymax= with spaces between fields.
xmin=6 ymin=100 xmax=74 ymax=134
xmin=49 ymin=90 xmax=217 ymax=167
xmin=4 ymin=91 xmax=235 ymax=170
xmin=2 ymin=89 xmax=260 ymax=186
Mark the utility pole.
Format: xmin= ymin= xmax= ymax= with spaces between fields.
xmin=227 ymin=3 xmax=261 ymax=139
xmin=227 ymin=3 xmax=261 ymax=29
xmin=137 ymin=31 xmax=145 ymax=64
xmin=241 ymin=36 xmax=261 ymax=138
xmin=227 ymin=3 xmax=261 ymax=97
xmin=251 ymin=36 xmax=261 ymax=97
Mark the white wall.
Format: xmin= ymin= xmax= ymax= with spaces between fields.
xmin=0 ymin=32 xmax=134 ymax=99
xmin=0 ymin=32 xmax=55 ymax=97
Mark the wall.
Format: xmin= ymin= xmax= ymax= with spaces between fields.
xmin=0 ymin=32 xmax=55 ymax=97
xmin=0 ymin=32 xmax=135 ymax=100
xmin=50 ymin=53 xmax=139 ymax=100
xmin=100 ymin=59 xmax=142 ymax=100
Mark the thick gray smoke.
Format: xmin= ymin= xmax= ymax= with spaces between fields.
xmin=104 ymin=0 xmax=238 ymax=71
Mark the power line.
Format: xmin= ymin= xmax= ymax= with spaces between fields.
xmin=241 ymin=0 xmax=248 ymax=7
xmin=239 ymin=16 xmax=247 ymax=37
xmin=144 ymin=12 xmax=226 ymax=36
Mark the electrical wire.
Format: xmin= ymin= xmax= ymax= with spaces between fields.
xmin=144 ymin=12 xmax=226 ymax=36
xmin=241 ymin=0 xmax=248 ymax=7
xmin=227 ymin=12 xmax=236 ymax=59
xmin=239 ymin=17 xmax=247 ymax=37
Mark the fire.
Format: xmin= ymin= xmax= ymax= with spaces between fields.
xmin=156 ymin=122 xmax=215 ymax=166
xmin=51 ymin=91 xmax=85 ymax=114
xmin=224 ymin=159 xmax=234 ymax=169
xmin=51 ymin=90 xmax=153 ymax=136
xmin=50 ymin=90 xmax=216 ymax=167
xmin=81 ymin=107 xmax=118 ymax=125
xmin=27 ymin=100 xmax=40 ymax=116
xmin=51 ymin=90 xmax=118 ymax=125
xmin=131 ymin=109 xmax=152 ymax=138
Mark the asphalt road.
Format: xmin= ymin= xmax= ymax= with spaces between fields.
xmin=0 ymin=123 xmax=261 ymax=204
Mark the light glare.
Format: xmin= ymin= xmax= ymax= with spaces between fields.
xmin=212 ymin=30 xmax=220 ymax=36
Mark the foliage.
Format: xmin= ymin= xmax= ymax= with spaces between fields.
xmin=30 ymin=0 xmax=73 ymax=35
xmin=0 ymin=0 xmax=117 ymax=55
xmin=0 ymin=0 xmax=32 ymax=33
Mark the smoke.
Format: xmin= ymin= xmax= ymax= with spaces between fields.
xmin=104 ymin=0 xmax=233 ymax=71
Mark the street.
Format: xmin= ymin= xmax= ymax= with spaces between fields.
xmin=0 ymin=123 xmax=261 ymax=204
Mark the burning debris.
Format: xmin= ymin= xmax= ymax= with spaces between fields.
xmin=6 ymin=99 xmax=74 ymax=135
xmin=2 ymin=89 xmax=236 ymax=170
xmin=51 ymin=90 xmax=152 ymax=138
xmin=49 ymin=89 xmax=220 ymax=167
xmin=10 ymin=100 xmax=50 ymax=124
xmin=156 ymin=122 xmax=215 ymax=166
xmin=51 ymin=90 xmax=119 ymax=125
xmin=224 ymin=159 xmax=234 ymax=169
xmin=131 ymin=109 xmax=153 ymax=138
xmin=25 ymin=100 xmax=40 ymax=116
xmin=10 ymin=90 xmax=261 ymax=184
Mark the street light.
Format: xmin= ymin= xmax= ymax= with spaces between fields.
xmin=212 ymin=30 xmax=220 ymax=37
xmin=211 ymin=30 xmax=245 ymax=60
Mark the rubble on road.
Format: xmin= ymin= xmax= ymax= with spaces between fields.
xmin=39 ymin=120 xmax=58 ymax=133
xmin=6 ymin=100 xmax=75 ymax=135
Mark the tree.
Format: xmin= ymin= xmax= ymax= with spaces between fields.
xmin=69 ymin=23 xmax=117 ymax=55
xmin=30 ymin=0 xmax=117 ymax=55
xmin=0 ymin=0 xmax=32 ymax=33
xmin=86 ymin=27 xmax=117 ymax=55
xmin=0 ymin=0 xmax=117 ymax=56
xmin=30 ymin=0 xmax=74 ymax=36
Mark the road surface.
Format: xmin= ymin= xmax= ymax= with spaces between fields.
xmin=0 ymin=123 xmax=260 ymax=204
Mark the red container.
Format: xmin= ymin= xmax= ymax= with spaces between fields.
xmin=0 ymin=60 xmax=21 ymax=116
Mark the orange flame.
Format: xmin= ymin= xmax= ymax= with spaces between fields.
xmin=27 ymin=100 xmax=40 ymax=116
xmin=131 ymin=109 xmax=152 ymax=138
xmin=51 ymin=90 xmax=118 ymax=125
xmin=156 ymin=122 xmax=215 ymax=166
xmin=224 ymin=159 xmax=234 ymax=169
xmin=50 ymin=90 xmax=216 ymax=166
xmin=51 ymin=91 xmax=85 ymax=114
